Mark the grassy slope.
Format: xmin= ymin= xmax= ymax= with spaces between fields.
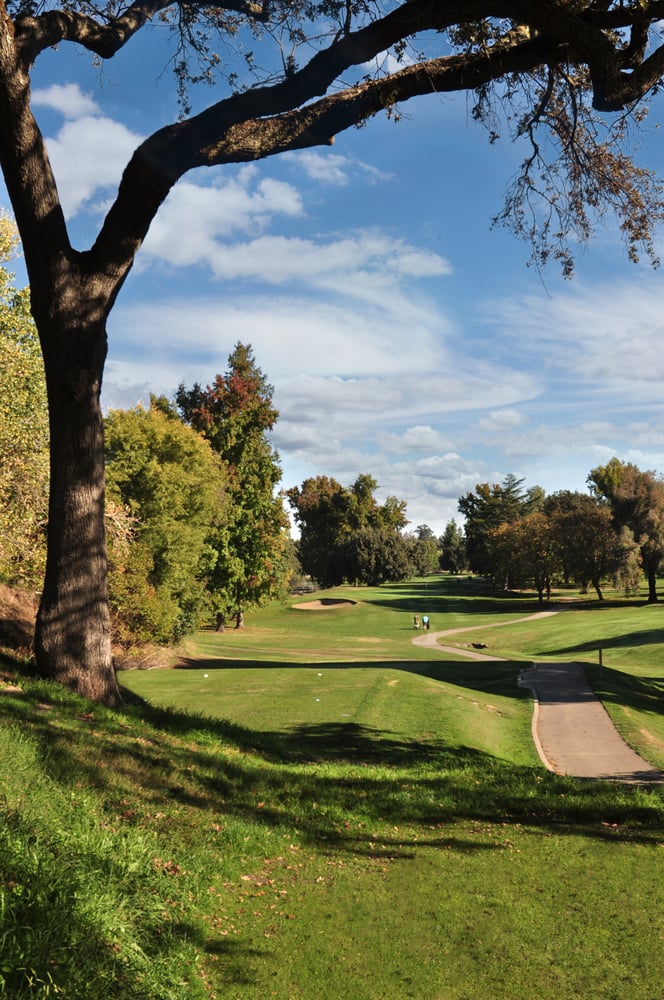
xmin=1 ymin=576 xmax=663 ymax=998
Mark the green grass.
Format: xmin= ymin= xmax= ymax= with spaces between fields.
xmin=1 ymin=575 xmax=663 ymax=998
xmin=416 ymin=582 xmax=664 ymax=768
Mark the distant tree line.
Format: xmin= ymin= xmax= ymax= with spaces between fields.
xmin=454 ymin=468 xmax=664 ymax=602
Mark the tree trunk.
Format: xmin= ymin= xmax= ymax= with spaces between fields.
xmin=646 ymin=563 xmax=659 ymax=603
xmin=34 ymin=316 xmax=121 ymax=706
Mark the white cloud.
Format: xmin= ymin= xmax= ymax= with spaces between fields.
xmin=377 ymin=425 xmax=455 ymax=453
xmin=44 ymin=116 xmax=143 ymax=217
xmin=488 ymin=278 xmax=664 ymax=395
xmin=140 ymin=172 xmax=303 ymax=267
xmin=33 ymin=83 xmax=99 ymax=119
xmin=142 ymin=224 xmax=451 ymax=298
xmin=362 ymin=48 xmax=415 ymax=76
xmin=293 ymin=151 xmax=353 ymax=185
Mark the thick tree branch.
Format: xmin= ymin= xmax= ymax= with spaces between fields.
xmin=10 ymin=0 xmax=664 ymax=300
xmin=87 ymin=28 xmax=559 ymax=295
xmin=0 ymin=1 xmax=72 ymax=282
xmin=15 ymin=0 xmax=268 ymax=64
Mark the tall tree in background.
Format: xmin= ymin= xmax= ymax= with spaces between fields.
xmin=439 ymin=520 xmax=468 ymax=575
xmin=589 ymin=459 xmax=664 ymax=602
xmin=177 ymin=343 xmax=289 ymax=623
xmin=544 ymin=490 xmax=625 ymax=599
xmin=458 ymin=475 xmax=543 ymax=578
xmin=406 ymin=525 xmax=440 ymax=578
xmin=285 ymin=475 xmax=350 ymax=588
xmin=4 ymin=3 xmax=664 ymax=700
xmin=287 ymin=473 xmax=409 ymax=587
xmin=341 ymin=525 xmax=413 ymax=587
xmin=0 ymin=215 xmax=48 ymax=588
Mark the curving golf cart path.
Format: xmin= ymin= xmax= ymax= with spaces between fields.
xmin=413 ymin=612 xmax=664 ymax=785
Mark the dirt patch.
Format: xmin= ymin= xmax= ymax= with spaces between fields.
xmin=293 ymin=598 xmax=357 ymax=611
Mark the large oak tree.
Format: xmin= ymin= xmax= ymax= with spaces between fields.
xmin=3 ymin=1 xmax=664 ymax=702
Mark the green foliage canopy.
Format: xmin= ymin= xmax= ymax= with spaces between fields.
xmin=0 ymin=214 xmax=48 ymax=587
xmin=588 ymin=458 xmax=664 ymax=602
xmin=287 ymin=473 xmax=410 ymax=587
xmin=439 ymin=520 xmax=468 ymax=575
xmin=104 ymin=403 xmax=227 ymax=644
xmin=458 ymin=475 xmax=543 ymax=576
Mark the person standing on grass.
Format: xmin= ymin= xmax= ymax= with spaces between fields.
xmin=422 ymin=614 xmax=430 ymax=631
xmin=414 ymin=614 xmax=420 ymax=629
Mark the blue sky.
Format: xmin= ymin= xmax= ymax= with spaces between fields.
xmin=7 ymin=28 xmax=664 ymax=536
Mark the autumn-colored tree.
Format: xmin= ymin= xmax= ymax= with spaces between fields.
xmin=4 ymin=3 xmax=664 ymax=700
xmin=458 ymin=475 xmax=543 ymax=578
xmin=489 ymin=512 xmax=560 ymax=603
xmin=551 ymin=502 xmax=623 ymax=601
xmin=176 ymin=344 xmax=290 ymax=622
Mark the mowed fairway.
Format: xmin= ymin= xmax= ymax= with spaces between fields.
xmin=115 ymin=576 xmax=664 ymax=999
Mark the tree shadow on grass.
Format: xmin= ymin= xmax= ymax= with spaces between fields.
xmin=364 ymin=576 xmax=654 ymax=619
xmin=175 ymin=654 xmax=527 ymax=701
xmin=316 ymin=574 xmax=538 ymax=619
xmin=546 ymin=627 xmax=664 ymax=659
xmin=2 ymin=678 xmax=662 ymax=855
xmin=583 ymin=664 xmax=664 ymax=717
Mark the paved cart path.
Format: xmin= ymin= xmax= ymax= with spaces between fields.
xmin=413 ymin=614 xmax=664 ymax=784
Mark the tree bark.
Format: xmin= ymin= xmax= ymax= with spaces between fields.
xmin=34 ymin=314 xmax=121 ymax=706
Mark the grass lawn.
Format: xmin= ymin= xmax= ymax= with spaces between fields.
xmin=1 ymin=575 xmax=663 ymax=998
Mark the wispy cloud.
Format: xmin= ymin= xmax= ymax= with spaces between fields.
xmin=289 ymin=149 xmax=390 ymax=185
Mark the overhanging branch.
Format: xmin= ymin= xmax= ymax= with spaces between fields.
xmin=15 ymin=0 xmax=269 ymax=64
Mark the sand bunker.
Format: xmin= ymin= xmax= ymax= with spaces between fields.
xmin=293 ymin=598 xmax=357 ymax=610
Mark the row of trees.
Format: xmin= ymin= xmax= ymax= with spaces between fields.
xmin=456 ymin=468 xmax=664 ymax=602
xmin=2 ymin=229 xmax=436 ymax=642
xmin=287 ymin=475 xmax=438 ymax=587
